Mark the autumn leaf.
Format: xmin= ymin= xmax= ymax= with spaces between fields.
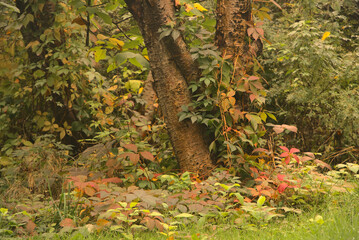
xmin=101 ymin=177 xmax=122 ymax=183
xmin=184 ymin=3 xmax=193 ymax=12
xmin=96 ymin=219 xmax=111 ymax=227
xmin=194 ymin=3 xmax=208 ymax=12
xmin=277 ymin=174 xmax=285 ymax=181
xmin=140 ymin=151 xmax=155 ymax=162
xmin=123 ymin=143 xmax=138 ymax=153
xmin=26 ymin=220 xmax=36 ymax=234
xmin=60 ymin=218 xmax=75 ymax=228
xmin=84 ymin=186 xmax=96 ymax=196
xmin=120 ymin=152 xmax=140 ymax=165
xmin=321 ymin=31 xmax=330 ymax=41
xmin=278 ymin=183 xmax=289 ymax=193
xmin=279 ymin=146 xmax=289 ymax=152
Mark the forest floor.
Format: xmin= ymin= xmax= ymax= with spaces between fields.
xmin=28 ymin=185 xmax=359 ymax=240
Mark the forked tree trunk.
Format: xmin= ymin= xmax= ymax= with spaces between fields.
xmin=124 ymin=0 xmax=215 ymax=174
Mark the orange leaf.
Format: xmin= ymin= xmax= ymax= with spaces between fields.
xmin=96 ymin=219 xmax=111 ymax=227
xmin=60 ymin=218 xmax=75 ymax=228
xmin=84 ymin=186 xmax=96 ymax=196
xmin=26 ymin=220 xmax=36 ymax=234
xmin=101 ymin=177 xmax=122 ymax=183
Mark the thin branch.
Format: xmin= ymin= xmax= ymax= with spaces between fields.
xmin=86 ymin=0 xmax=91 ymax=46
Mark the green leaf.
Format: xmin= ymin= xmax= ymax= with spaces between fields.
xmin=178 ymin=113 xmax=189 ymax=122
xmin=33 ymin=70 xmax=45 ymax=79
xmin=96 ymin=12 xmax=112 ymax=24
xmin=95 ymin=48 xmax=107 ymax=62
xmin=172 ymin=30 xmax=180 ymax=40
xmin=134 ymin=54 xmax=149 ymax=69
xmin=159 ymin=29 xmax=172 ymax=40
xmin=0 ymin=2 xmax=20 ymax=13
xmin=209 ymin=141 xmax=216 ymax=152
xmin=125 ymin=80 xmax=142 ymax=93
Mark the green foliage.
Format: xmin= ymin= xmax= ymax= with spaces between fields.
xmin=262 ymin=0 xmax=359 ymax=153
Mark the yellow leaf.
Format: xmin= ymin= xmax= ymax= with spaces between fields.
xmin=194 ymin=3 xmax=207 ymax=12
xmin=108 ymin=85 xmax=118 ymax=91
xmin=109 ymin=38 xmax=124 ymax=49
xmin=60 ymin=130 xmax=65 ymax=140
xmin=97 ymin=34 xmax=108 ymax=40
xmin=321 ymin=31 xmax=330 ymax=41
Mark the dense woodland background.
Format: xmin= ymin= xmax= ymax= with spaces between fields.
xmin=0 ymin=0 xmax=358 ymax=237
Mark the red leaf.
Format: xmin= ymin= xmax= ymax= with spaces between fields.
xmin=249 ymin=94 xmax=256 ymax=102
xmin=293 ymin=155 xmax=301 ymax=163
xmin=278 ymin=183 xmax=288 ymax=193
xmin=290 ymin=148 xmax=300 ymax=153
xmin=123 ymin=144 xmax=138 ymax=153
xmin=140 ymin=151 xmax=155 ymax=162
xmin=277 ymin=174 xmax=285 ymax=181
xmin=60 ymin=218 xmax=75 ymax=228
xmin=280 ymin=152 xmax=289 ymax=157
xmin=279 ymin=146 xmax=289 ymax=152
xmin=284 ymin=156 xmax=291 ymax=164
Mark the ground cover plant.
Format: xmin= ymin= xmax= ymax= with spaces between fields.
xmin=32 ymin=186 xmax=358 ymax=239
xmin=0 ymin=0 xmax=358 ymax=239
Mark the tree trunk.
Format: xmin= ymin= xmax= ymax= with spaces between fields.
xmin=16 ymin=0 xmax=57 ymax=62
xmin=215 ymin=0 xmax=259 ymax=72
xmin=124 ymin=0 xmax=215 ymax=175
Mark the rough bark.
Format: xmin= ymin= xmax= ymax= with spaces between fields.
xmin=124 ymin=0 xmax=215 ymax=174
xmin=215 ymin=0 xmax=258 ymax=72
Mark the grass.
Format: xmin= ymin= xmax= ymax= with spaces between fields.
xmin=29 ymin=187 xmax=359 ymax=240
